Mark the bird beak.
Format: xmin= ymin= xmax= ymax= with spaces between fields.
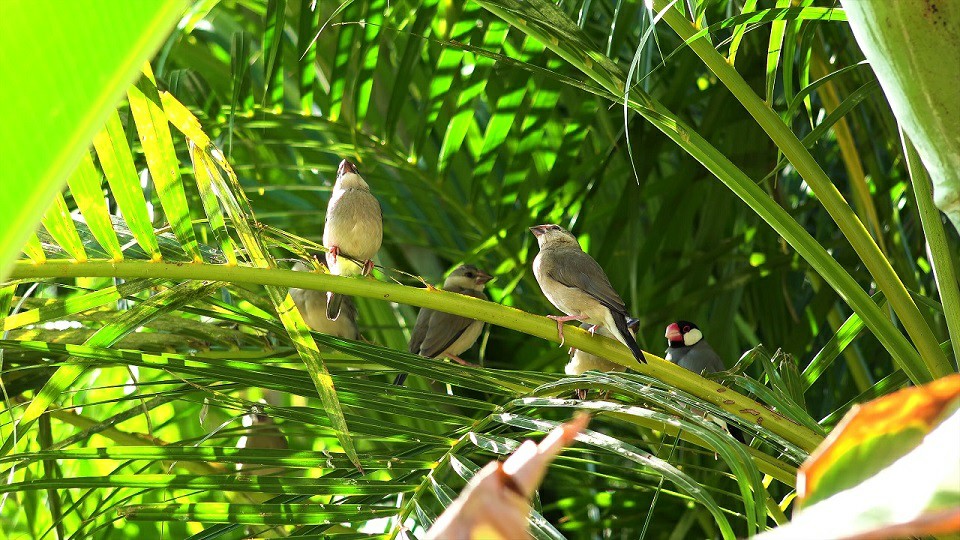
xmin=665 ymin=323 xmax=682 ymax=341
xmin=529 ymin=225 xmax=547 ymax=237
xmin=338 ymin=159 xmax=359 ymax=177
xmin=476 ymin=271 xmax=494 ymax=285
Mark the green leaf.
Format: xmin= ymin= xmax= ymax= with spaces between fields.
xmin=128 ymin=64 xmax=203 ymax=262
xmin=39 ymin=193 xmax=87 ymax=262
xmin=66 ymin=153 xmax=124 ymax=260
xmin=0 ymin=1 xmax=186 ymax=280
xmin=92 ymin=111 xmax=162 ymax=260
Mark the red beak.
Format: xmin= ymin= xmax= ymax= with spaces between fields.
xmin=338 ymin=159 xmax=359 ymax=176
xmin=476 ymin=270 xmax=494 ymax=285
xmin=665 ymin=322 xmax=682 ymax=341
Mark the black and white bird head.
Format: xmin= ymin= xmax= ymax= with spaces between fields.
xmin=529 ymin=224 xmax=580 ymax=249
xmin=665 ymin=320 xmax=703 ymax=348
xmin=335 ymin=159 xmax=370 ymax=190
xmin=445 ymin=264 xmax=493 ymax=292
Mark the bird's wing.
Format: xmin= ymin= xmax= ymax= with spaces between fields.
xmin=408 ymin=308 xmax=434 ymax=354
xmin=545 ymin=250 xmax=627 ymax=313
xmin=418 ymin=310 xmax=478 ymax=358
xmin=417 ymin=287 xmax=485 ymax=358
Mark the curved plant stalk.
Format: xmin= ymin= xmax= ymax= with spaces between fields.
xmin=902 ymin=131 xmax=960 ymax=368
xmin=842 ymin=0 xmax=960 ymax=235
xmin=810 ymin=53 xmax=887 ymax=254
xmin=8 ymin=260 xmax=824 ymax=453
xmin=650 ymin=0 xmax=951 ymax=381
xmin=471 ymin=0 xmax=935 ymax=385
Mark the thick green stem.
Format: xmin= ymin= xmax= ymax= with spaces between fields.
xmin=9 ymin=260 xmax=823 ymax=452
xmin=902 ymin=131 xmax=960 ymax=368
xmin=653 ymin=0 xmax=952 ymax=380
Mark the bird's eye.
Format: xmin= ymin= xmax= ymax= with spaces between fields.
xmin=465 ymin=272 xmax=474 ymax=278
xmin=682 ymin=326 xmax=691 ymax=332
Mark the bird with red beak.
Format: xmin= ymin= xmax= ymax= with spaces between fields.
xmin=395 ymin=265 xmax=494 ymax=386
xmin=529 ymin=224 xmax=645 ymax=364
xmin=665 ymin=320 xmax=745 ymax=443
xmin=323 ymin=159 xmax=382 ymax=320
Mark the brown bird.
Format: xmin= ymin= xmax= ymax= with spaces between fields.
xmin=395 ymin=265 xmax=493 ymax=385
xmin=289 ymin=261 xmax=358 ymax=340
xmin=323 ymin=159 xmax=382 ymax=320
xmin=530 ymin=224 xmax=645 ymax=363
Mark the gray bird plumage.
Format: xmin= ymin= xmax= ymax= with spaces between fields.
xmin=395 ymin=265 xmax=492 ymax=385
xmin=665 ymin=320 xmax=745 ymax=442
xmin=665 ymin=339 xmax=725 ymax=374
xmin=289 ymin=261 xmax=358 ymax=340
xmin=323 ymin=159 xmax=382 ymax=320
xmin=530 ymin=224 xmax=645 ymax=363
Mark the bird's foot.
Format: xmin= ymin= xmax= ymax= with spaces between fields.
xmin=574 ymin=389 xmax=587 ymax=400
xmin=446 ymin=354 xmax=476 ymax=367
xmin=328 ymin=245 xmax=339 ymax=264
xmin=547 ymin=314 xmax=586 ymax=346
xmin=362 ymin=259 xmax=375 ymax=276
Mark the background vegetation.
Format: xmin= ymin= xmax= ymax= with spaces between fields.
xmin=1 ymin=0 xmax=957 ymax=538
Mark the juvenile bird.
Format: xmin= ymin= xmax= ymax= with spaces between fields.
xmin=394 ymin=265 xmax=493 ymax=386
xmin=236 ymin=411 xmax=288 ymax=476
xmin=323 ymin=159 xmax=382 ymax=321
xmin=529 ymin=224 xmax=645 ymax=363
xmin=566 ymin=319 xmax=640 ymax=399
xmin=665 ymin=320 xmax=745 ymax=443
xmin=289 ymin=261 xmax=358 ymax=340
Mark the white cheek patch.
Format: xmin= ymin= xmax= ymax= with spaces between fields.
xmin=684 ymin=328 xmax=703 ymax=346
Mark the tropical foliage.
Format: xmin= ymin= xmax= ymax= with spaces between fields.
xmin=1 ymin=0 xmax=957 ymax=538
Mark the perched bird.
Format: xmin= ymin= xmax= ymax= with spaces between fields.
xmin=566 ymin=319 xmax=640 ymax=399
xmin=289 ymin=261 xmax=358 ymax=340
xmin=394 ymin=265 xmax=493 ymax=386
xmin=529 ymin=224 xmax=645 ymax=363
xmin=664 ymin=320 xmax=724 ymax=373
xmin=323 ymin=159 xmax=382 ymax=321
xmin=236 ymin=411 xmax=288 ymax=476
xmin=665 ymin=320 xmax=745 ymax=443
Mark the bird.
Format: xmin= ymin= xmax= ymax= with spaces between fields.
xmin=236 ymin=410 xmax=288 ymax=476
xmin=529 ymin=224 xmax=645 ymax=363
xmin=289 ymin=261 xmax=359 ymax=340
xmin=566 ymin=319 xmax=640 ymax=399
xmin=323 ymin=159 xmax=382 ymax=321
xmin=394 ymin=265 xmax=493 ymax=386
xmin=665 ymin=320 xmax=745 ymax=443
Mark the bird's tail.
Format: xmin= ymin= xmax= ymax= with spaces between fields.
xmin=326 ymin=292 xmax=343 ymax=320
xmin=611 ymin=311 xmax=646 ymax=363
xmin=393 ymin=373 xmax=408 ymax=386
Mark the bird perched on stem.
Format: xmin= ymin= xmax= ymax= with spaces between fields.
xmin=529 ymin=224 xmax=645 ymax=364
xmin=566 ymin=319 xmax=640 ymax=399
xmin=394 ymin=265 xmax=493 ymax=386
xmin=323 ymin=159 xmax=382 ymax=321
xmin=289 ymin=261 xmax=358 ymax=340
xmin=665 ymin=320 xmax=746 ymax=443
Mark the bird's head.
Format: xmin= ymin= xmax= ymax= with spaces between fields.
xmin=445 ymin=264 xmax=493 ymax=291
xmin=665 ymin=320 xmax=702 ymax=348
xmin=529 ymin=224 xmax=580 ymax=249
xmin=335 ymin=159 xmax=370 ymax=190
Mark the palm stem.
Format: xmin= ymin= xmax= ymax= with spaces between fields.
xmin=10 ymin=260 xmax=824 ymax=452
